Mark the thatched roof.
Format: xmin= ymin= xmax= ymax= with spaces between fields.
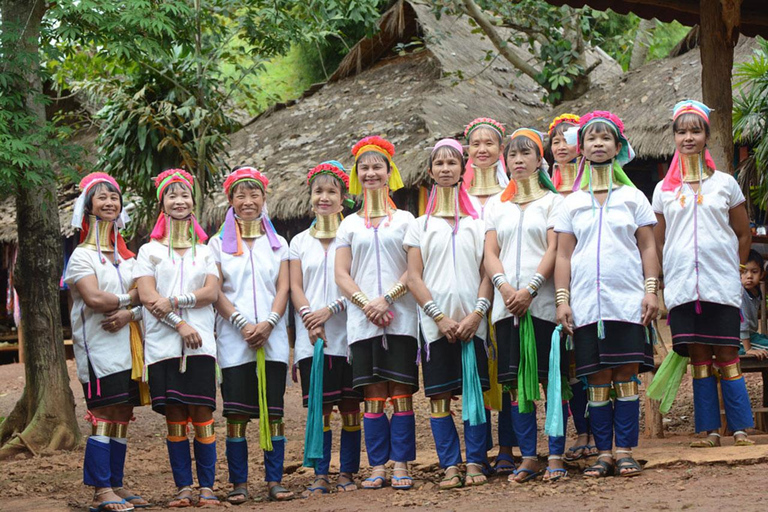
xmin=0 ymin=185 xmax=79 ymax=244
xmin=209 ymin=0 xmax=622 ymax=224
xmin=546 ymin=37 xmax=759 ymax=160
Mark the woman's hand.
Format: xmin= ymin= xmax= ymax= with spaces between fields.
xmin=363 ymin=297 xmax=391 ymax=326
xmin=557 ymin=304 xmax=574 ymax=336
xmin=147 ymin=296 xmax=173 ymax=318
xmin=309 ymin=326 xmax=327 ymax=346
xmin=746 ymin=347 xmax=768 ymax=360
xmin=244 ymin=321 xmax=273 ymax=349
xmin=641 ymin=293 xmax=659 ymax=326
xmin=499 ymin=285 xmax=517 ymax=314
xmin=101 ymin=309 xmax=133 ymax=333
xmin=304 ymin=307 xmax=332 ymax=331
xmin=456 ymin=313 xmax=482 ymax=342
xmin=509 ymin=289 xmax=533 ymax=317
xmin=436 ymin=316 xmax=460 ymax=343
xmin=178 ymin=323 xmax=202 ymax=349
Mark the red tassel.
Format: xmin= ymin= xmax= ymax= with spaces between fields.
xmin=96 ymin=378 xmax=102 ymax=397
xmin=87 ymin=381 xmax=92 ymax=399
xmin=695 ymin=300 xmax=702 ymax=314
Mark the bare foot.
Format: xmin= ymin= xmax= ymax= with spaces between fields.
xmin=362 ymin=467 xmax=387 ymax=490
xmin=113 ymin=487 xmax=150 ymax=507
xmin=168 ymin=486 xmax=194 ymax=508
xmin=336 ymin=473 xmax=357 ymax=492
xmin=465 ymin=463 xmax=487 ymax=486
xmin=92 ymin=488 xmax=132 ymax=511
xmin=439 ymin=466 xmax=462 ymax=489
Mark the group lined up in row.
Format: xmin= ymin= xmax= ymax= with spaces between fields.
xmin=68 ymin=101 xmax=755 ymax=512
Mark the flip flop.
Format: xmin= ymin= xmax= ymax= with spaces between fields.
xmin=305 ymin=477 xmax=330 ymax=496
xmin=564 ymin=444 xmax=589 ymax=461
xmin=690 ymin=433 xmax=721 ymax=448
xmin=492 ymin=453 xmax=516 ymax=475
xmin=543 ymin=468 xmax=569 ymax=482
xmin=197 ymin=488 xmax=221 ymax=507
xmin=391 ymin=475 xmax=413 ymax=490
xmin=362 ymin=475 xmax=386 ymax=490
xmin=168 ymin=487 xmax=194 ymax=508
xmin=465 ymin=463 xmax=487 ymax=487
xmin=268 ymin=485 xmax=294 ymax=501
xmin=226 ymin=487 xmax=249 ymax=505
xmin=89 ymin=499 xmax=134 ymax=512
xmin=122 ymin=496 xmax=151 ymax=509
xmin=616 ymin=457 xmax=643 ymax=477
xmin=439 ymin=467 xmax=463 ymax=490
xmin=510 ymin=467 xmax=541 ymax=483
xmin=734 ymin=431 xmax=755 ymax=446
xmin=336 ymin=481 xmax=358 ymax=492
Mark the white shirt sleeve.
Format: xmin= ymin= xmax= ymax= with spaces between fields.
xmin=63 ymin=249 xmax=94 ymax=285
xmin=208 ymin=236 xmax=222 ymax=264
xmin=132 ymin=244 xmax=156 ymax=279
xmin=277 ymin=237 xmax=290 ymax=262
xmin=726 ymin=174 xmax=746 ymax=209
xmin=485 ymin=201 xmax=498 ymax=232
xmin=553 ymin=198 xmax=573 ymax=234
xmin=204 ymin=247 xmax=219 ymax=278
xmin=634 ymin=191 xmax=657 ymax=228
xmin=403 ymin=218 xmax=421 ymax=248
xmin=288 ymin=236 xmax=301 ymax=261
xmin=651 ymin=181 xmax=664 ymax=214
xmin=335 ymin=219 xmax=351 ymax=248
xmin=547 ymin=194 xmax=564 ymax=229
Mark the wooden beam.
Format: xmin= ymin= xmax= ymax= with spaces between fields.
xmin=700 ymin=0 xmax=741 ymax=174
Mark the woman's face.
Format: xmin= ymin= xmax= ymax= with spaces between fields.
xmin=507 ymin=144 xmax=541 ymax=181
xmin=230 ymin=184 xmax=264 ymax=221
xmin=551 ymin=128 xmax=579 ymax=164
xmin=674 ymin=119 xmax=708 ymax=155
xmin=90 ymin=185 xmax=121 ymax=222
xmin=311 ymin=178 xmax=343 ymax=215
xmin=162 ymin=184 xmax=194 ymax=220
xmin=356 ymin=153 xmax=390 ymax=191
xmin=468 ymin=127 xmax=501 ymax=168
xmin=428 ymin=149 xmax=463 ymax=188
xmin=582 ymin=127 xmax=621 ymax=164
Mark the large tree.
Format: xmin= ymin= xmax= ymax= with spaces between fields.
xmin=0 ymin=0 xmax=80 ymax=459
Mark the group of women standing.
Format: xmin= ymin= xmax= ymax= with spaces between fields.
xmin=67 ymin=99 xmax=755 ymax=511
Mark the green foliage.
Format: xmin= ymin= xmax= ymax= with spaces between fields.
xmin=734 ymin=37 xmax=768 ymax=207
xmin=645 ymin=20 xmax=690 ymax=62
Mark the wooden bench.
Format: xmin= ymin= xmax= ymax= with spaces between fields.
xmin=739 ymin=355 xmax=768 ymax=431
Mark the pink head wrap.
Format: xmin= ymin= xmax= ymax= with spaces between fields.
xmin=150 ymin=168 xmax=208 ymax=243
xmin=424 ymin=138 xmax=478 ymax=232
xmin=661 ymin=100 xmax=717 ymax=192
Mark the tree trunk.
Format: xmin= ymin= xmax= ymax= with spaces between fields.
xmin=700 ymin=0 xmax=742 ymax=174
xmin=630 ymin=18 xmax=655 ymax=70
xmin=0 ymin=0 xmax=80 ymax=460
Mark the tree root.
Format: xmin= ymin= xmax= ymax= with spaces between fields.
xmin=0 ymin=410 xmax=79 ymax=461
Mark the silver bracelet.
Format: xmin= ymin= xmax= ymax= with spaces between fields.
xmin=526 ymin=272 xmax=545 ymax=298
xmin=130 ymin=306 xmax=143 ymax=322
xmin=491 ymin=273 xmax=508 ymax=290
xmin=422 ymin=300 xmax=444 ymax=320
xmin=475 ymin=297 xmax=491 ymax=315
xmin=229 ymin=311 xmax=248 ymax=330
xmin=161 ymin=311 xmax=184 ymax=329
xmin=170 ymin=293 xmax=197 ymax=309
xmin=116 ymin=293 xmax=131 ymax=308
xmin=266 ymin=312 xmax=281 ymax=328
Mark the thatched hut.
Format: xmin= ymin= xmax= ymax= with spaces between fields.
xmin=210 ymin=0 xmax=621 ymax=237
xmin=545 ymin=37 xmax=759 ymax=196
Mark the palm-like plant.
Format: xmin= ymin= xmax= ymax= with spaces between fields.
xmin=734 ymin=37 xmax=768 ymax=209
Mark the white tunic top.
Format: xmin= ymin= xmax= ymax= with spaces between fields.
xmin=468 ymin=191 xmax=502 ymax=220
xmin=554 ymin=186 xmax=656 ymax=328
xmin=335 ymin=209 xmax=419 ymax=344
xmin=209 ymin=234 xmax=290 ymax=367
xmin=133 ymin=241 xmax=219 ymax=365
xmin=289 ymin=230 xmax=348 ymax=362
xmin=652 ymin=171 xmax=745 ymax=310
xmin=485 ymin=192 xmax=562 ymax=324
xmin=65 ymin=248 xmax=136 ymax=384
xmin=404 ymin=215 xmax=487 ymax=344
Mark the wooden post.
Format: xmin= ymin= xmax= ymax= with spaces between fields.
xmin=642 ymin=372 xmax=664 ymax=438
xmin=700 ymin=0 xmax=742 ymax=174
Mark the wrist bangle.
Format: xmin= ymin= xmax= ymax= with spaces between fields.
xmin=351 ymin=292 xmax=369 ymax=309
xmin=266 ymin=312 xmax=281 ymax=328
xmin=555 ymin=288 xmax=570 ymax=307
xmin=492 ymin=273 xmax=508 ymax=290
xmin=433 ymin=313 xmax=445 ymax=322
xmin=298 ymin=305 xmax=311 ymax=319
xmin=116 ymin=294 xmax=131 ymax=308
xmin=384 ymin=282 xmax=407 ymax=304
xmin=130 ymin=306 xmax=143 ymax=322
xmin=422 ymin=300 xmax=445 ymax=320
xmin=644 ymin=277 xmax=659 ymax=295
xmin=526 ymin=273 xmax=544 ymax=298
xmin=474 ymin=297 xmax=491 ymax=316
xmin=162 ymin=311 xmax=184 ymax=329
xmin=229 ymin=311 xmax=248 ymax=330
xmin=326 ymin=297 xmax=346 ymax=315
xmin=171 ymin=293 xmax=197 ymax=309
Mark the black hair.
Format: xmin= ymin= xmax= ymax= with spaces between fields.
xmin=428 ymin=145 xmax=466 ymax=176
xmin=161 ymin=181 xmax=195 ymax=205
xmin=579 ymin=121 xmax=619 ymax=148
xmin=85 ymin=181 xmax=123 ymax=216
xmin=468 ymin=125 xmax=503 ymax=146
xmin=505 ymin=135 xmax=541 ymax=161
xmin=547 ymin=121 xmax=578 ymax=152
xmin=747 ymin=249 xmax=764 ymax=269
xmin=309 ymin=173 xmax=344 ymax=195
xmin=356 ymin=150 xmax=391 ymax=173
xmin=672 ymin=113 xmax=711 ymax=138
xmin=228 ymin=180 xmax=264 ymax=201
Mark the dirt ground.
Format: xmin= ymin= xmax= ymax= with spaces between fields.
xmin=1 ymin=354 xmax=768 ymax=511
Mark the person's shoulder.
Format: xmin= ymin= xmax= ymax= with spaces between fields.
xmin=394 ymin=209 xmax=416 ymax=222
xmin=207 ymin=234 xmax=222 ymax=249
xmin=290 ymin=229 xmax=311 ymax=247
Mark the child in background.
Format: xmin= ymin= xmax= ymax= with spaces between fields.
xmin=740 ymin=250 xmax=768 ymax=359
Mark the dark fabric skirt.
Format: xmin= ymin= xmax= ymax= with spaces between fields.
xmin=350 ymin=335 xmax=419 ymax=390
xmin=148 ymin=355 xmax=216 ymax=415
xmin=83 ymin=366 xmax=140 ymax=410
xmin=495 ymin=316 xmax=566 ymax=383
xmin=669 ymin=301 xmax=741 ymax=357
xmin=298 ymin=355 xmax=362 ymax=407
xmin=573 ymin=321 xmax=654 ymax=377
xmin=221 ymin=361 xmax=287 ymax=418
xmin=421 ymin=336 xmax=490 ymax=397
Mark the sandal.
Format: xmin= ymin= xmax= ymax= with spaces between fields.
xmin=464 ymin=463 xmax=487 ymax=487
xmin=391 ymin=464 xmax=413 ymax=490
xmin=304 ymin=477 xmax=330 ymax=496
xmin=690 ymin=432 xmax=721 ymax=448
xmin=168 ymin=486 xmax=194 ymax=508
xmin=439 ymin=466 xmax=463 ymax=490
xmin=197 ymin=487 xmax=221 ymax=507
xmin=226 ymin=486 xmax=249 ymax=505
xmin=542 ymin=455 xmax=569 ymax=482
xmin=615 ymin=451 xmax=643 ymax=478
xmin=113 ymin=487 xmax=151 ymax=509
xmin=268 ymin=484 xmax=294 ymax=501
xmin=734 ymin=431 xmax=755 ymax=446
xmin=584 ymin=444 xmax=599 ymax=457
xmin=90 ymin=489 xmax=134 ymax=512
xmin=492 ymin=453 xmax=516 ymax=475
xmin=336 ymin=473 xmax=357 ymax=492
xmin=362 ymin=467 xmax=387 ymax=490
xmin=583 ymin=454 xmax=615 ymax=478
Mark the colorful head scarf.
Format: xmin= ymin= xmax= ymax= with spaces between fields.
xmin=71 ymin=172 xmax=134 ymax=261
xmin=349 ymin=136 xmax=404 ymax=195
xmin=462 ymin=117 xmax=510 ymax=192
xmin=500 ymin=129 xmax=557 ymax=202
xmin=149 ymin=168 xmax=208 ymax=244
xmin=574 ymin=111 xmax=636 ymax=192
xmin=661 ymin=100 xmax=717 ymax=192
xmin=424 ymin=138 xmax=478 ymax=232
xmin=307 ymin=160 xmax=355 ymax=209
xmin=218 ymin=167 xmax=281 ymax=255
xmin=548 ymin=113 xmax=581 ymax=190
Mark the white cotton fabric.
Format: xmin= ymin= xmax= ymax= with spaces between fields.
xmin=289 ymin=230 xmax=348 ymax=362
xmin=468 ymin=191 xmax=502 ymax=220
xmin=335 ymin=210 xmax=419 ymax=345
xmin=133 ymin=240 xmax=219 ymax=365
xmin=485 ymin=192 xmax=562 ymax=324
xmin=554 ymin=186 xmax=657 ymax=328
xmin=209 ymin=234 xmax=290 ymax=367
xmin=652 ymin=171 xmax=745 ymax=310
xmin=65 ymin=247 xmax=136 ymax=384
xmin=404 ymin=215 xmax=487 ymax=345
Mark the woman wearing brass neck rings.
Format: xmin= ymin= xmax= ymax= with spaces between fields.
xmin=484 ymin=129 xmax=566 ymax=483
xmin=133 ymin=169 xmax=221 ymax=507
xmin=66 ymin=172 xmax=148 ymax=512
xmin=334 ymin=136 xmax=419 ymax=490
